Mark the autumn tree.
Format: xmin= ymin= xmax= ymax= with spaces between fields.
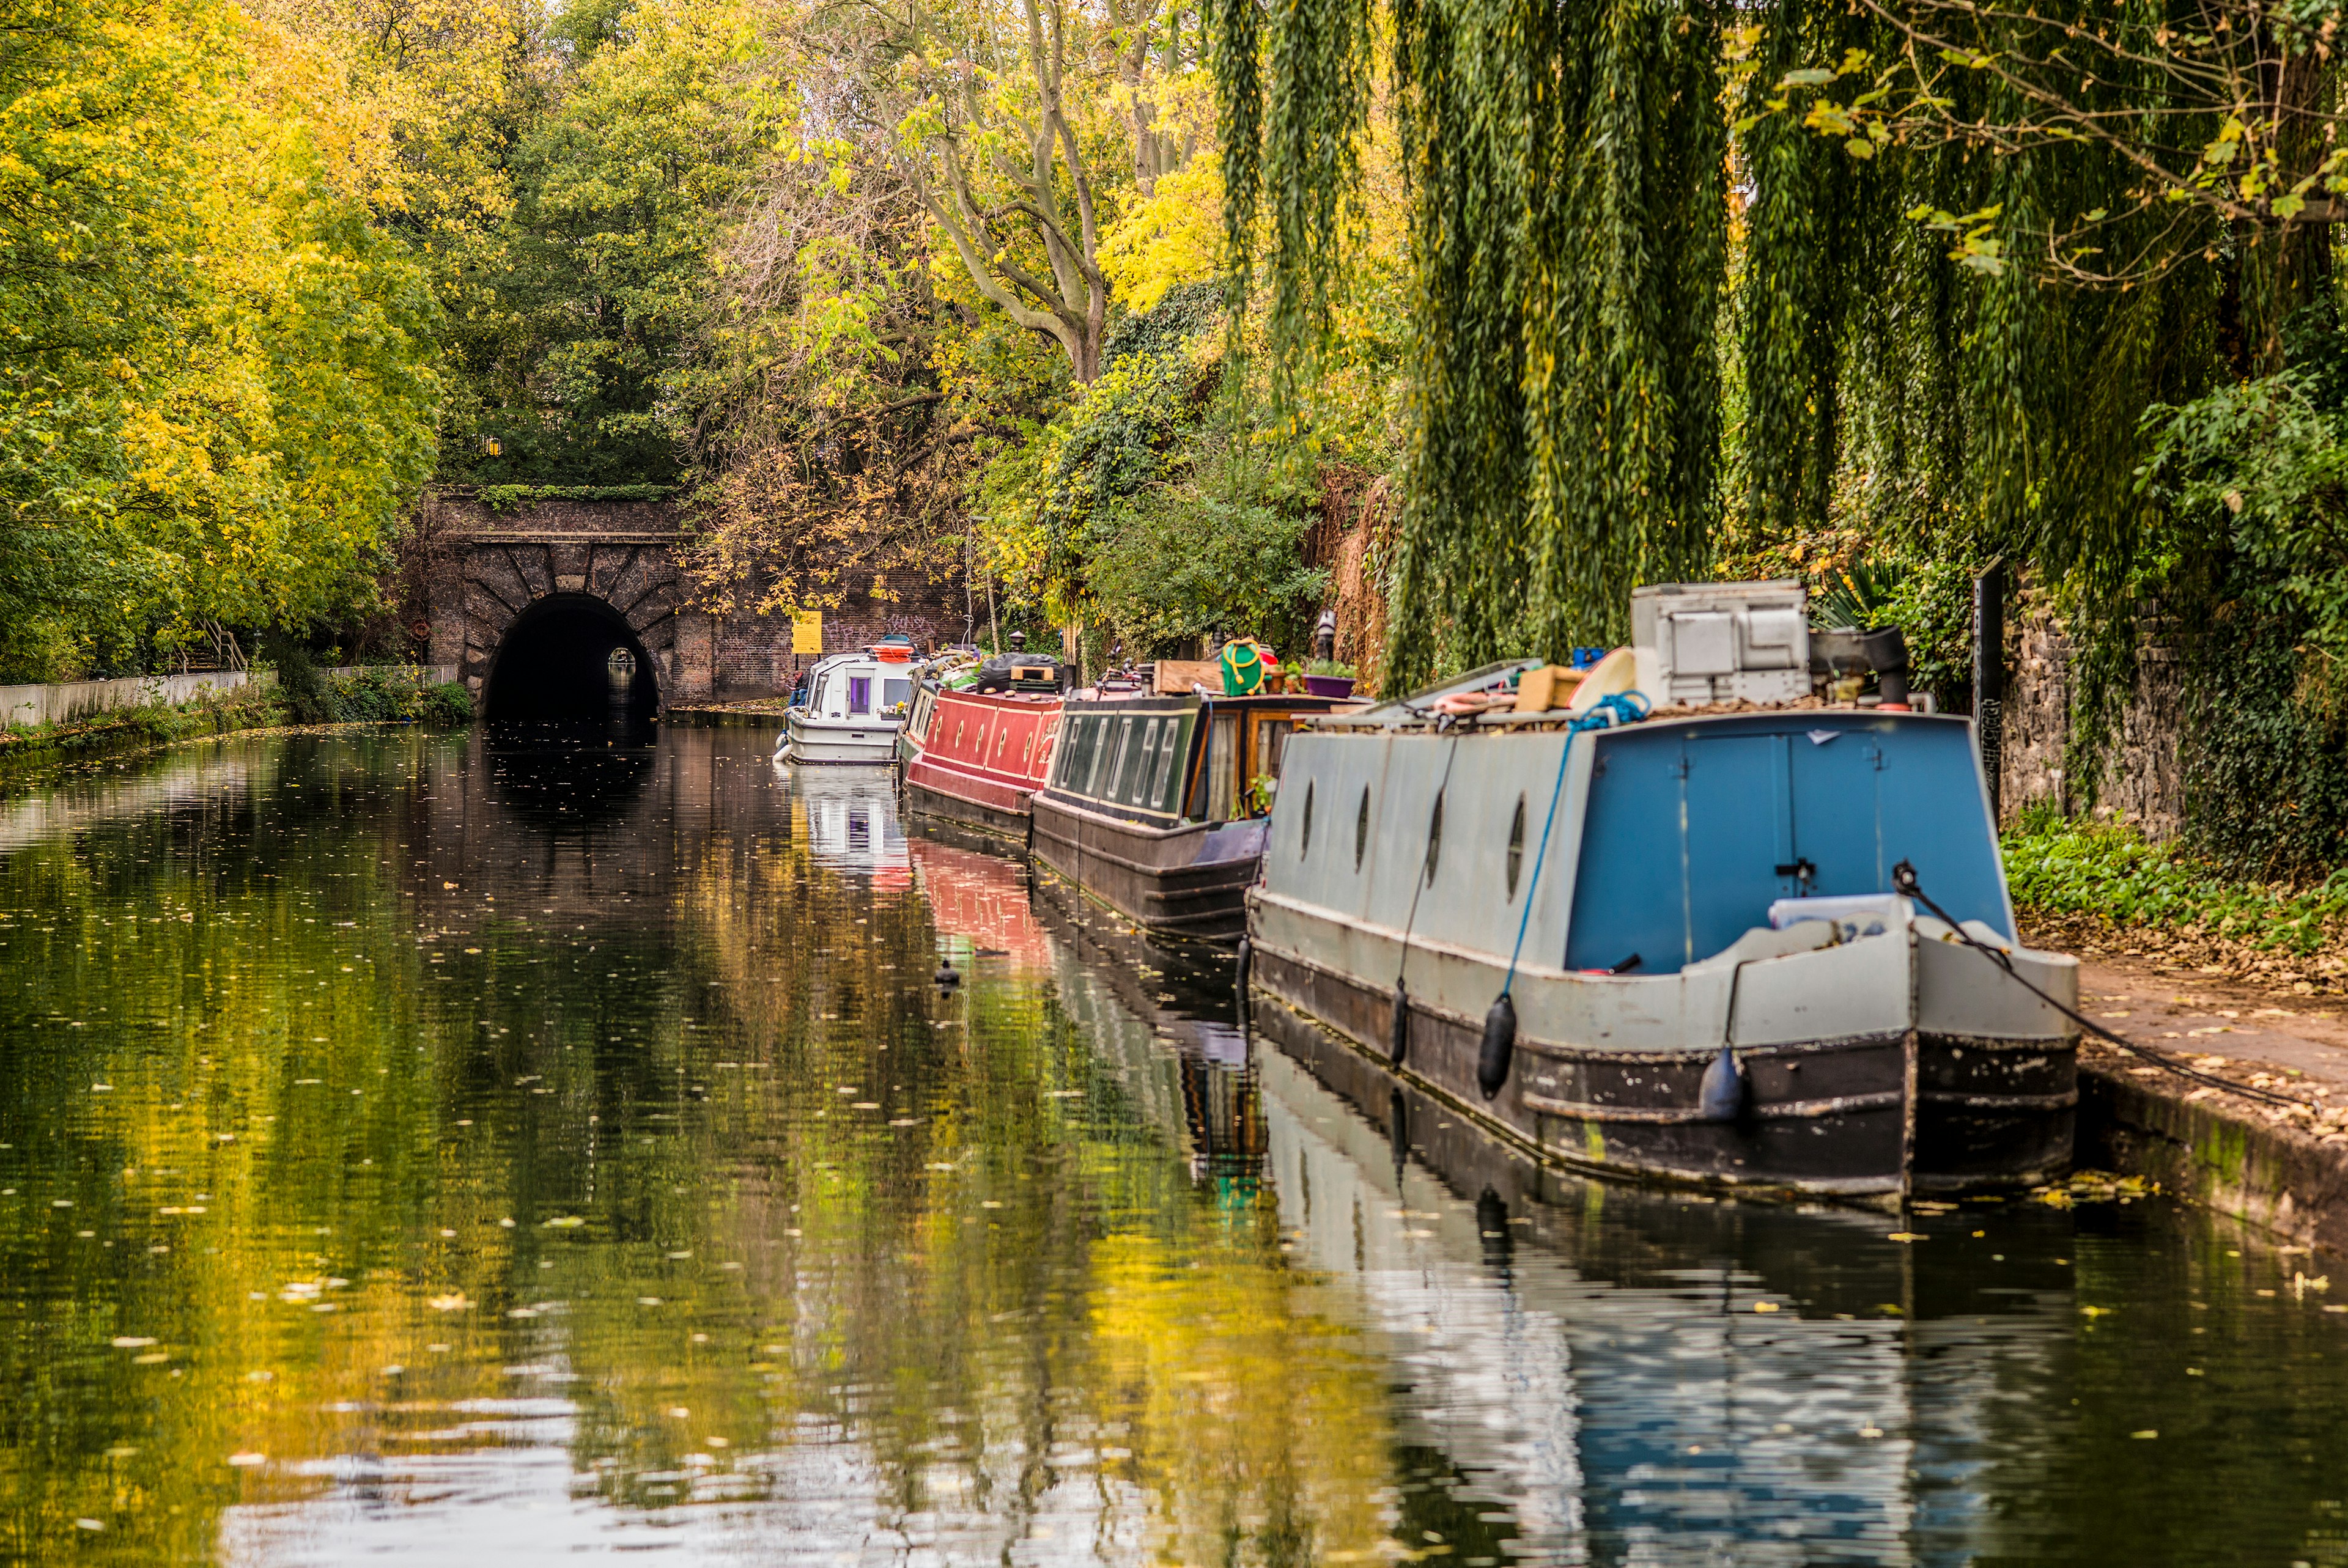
xmin=891 ymin=0 xmax=1128 ymax=381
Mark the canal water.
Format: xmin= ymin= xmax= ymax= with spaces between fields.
xmin=1 ymin=725 xmax=2345 ymax=1566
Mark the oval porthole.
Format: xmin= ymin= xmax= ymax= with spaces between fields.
xmin=1505 ymin=794 xmax=1527 ymax=899
xmin=1354 ymin=786 xmax=1372 ymax=871
xmin=1423 ymin=790 xmax=1444 ymax=886
xmin=1300 ymin=779 xmax=1315 ymax=858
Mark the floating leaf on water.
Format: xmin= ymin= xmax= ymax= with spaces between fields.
xmin=427 ymin=1294 xmax=471 ymax=1311
xmin=226 ymin=1452 xmax=267 ymax=1468
xmin=110 ymin=1337 xmax=156 ymax=1349
xmin=1886 ymin=1232 xmax=1927 ymax=1243
xmin=542 ymin=1215 xmax=585 ymax=1229
xmin=1752 ymin=1301 xmax=1781 ymax=1313
xmin=2131 ymin=1429 xmax=2160 ymax=1440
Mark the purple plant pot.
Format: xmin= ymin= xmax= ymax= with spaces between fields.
xmin=1303 ymin=675 xmax=1356 ymax=698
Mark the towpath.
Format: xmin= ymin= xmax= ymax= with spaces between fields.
xmin=2059 ymin=949 xmax=2348 ymax=1249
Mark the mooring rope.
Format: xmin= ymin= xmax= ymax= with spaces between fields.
xmin=1891 ymin=861 xmax=2305 ymax=1112
xmin=1497 ymin=693 xmax=1650 ymax=1001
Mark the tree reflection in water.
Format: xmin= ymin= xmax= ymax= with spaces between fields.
xmin=0 ymin=729 xmax=2336 ymax=1566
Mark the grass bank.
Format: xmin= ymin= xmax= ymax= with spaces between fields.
xmin=2003 ymin=812 xmax=2348 ymax=993
xmin=0 ymin=668 xmax=473 ymax=781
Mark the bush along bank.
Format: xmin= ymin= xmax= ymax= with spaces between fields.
xmin=0 ymin=667 xmax=473 ymax=778
xmin=2003 ymin=810 xmax=2348 ymax=994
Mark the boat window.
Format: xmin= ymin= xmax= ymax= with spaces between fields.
xmin=1354 ymin=786 xmax=1370 ymax=870
xmin=810 ymin=677 xmax=830 ymax=714
xmin=1128 ymin=721 xmax=1161 ymax=804
xmin=1424 ymin=790 xmax=1444 ymax=886
xmin=884 ymin=678 xmax=911 ymax=710
xmin=1150 ymin=720 xmax=1184 ymax=809
xmin=1256 ymin=718 xmax=1295 ymax=778
xmin=1097 ymin=718 xmax=1133 ymax=798
xmin=1300 ymin=780 xmax=1315 ymax=856
xmin=1206 ymin=713 xmax=1241 ymax=820
xmin=848 ymin=676 xmax=871 ymax=715
xmin=1506 ymin=794 xmax=1527 ymax=898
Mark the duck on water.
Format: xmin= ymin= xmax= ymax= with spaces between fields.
xmin=1244 ymin=580 xmax=2079 ymax=1201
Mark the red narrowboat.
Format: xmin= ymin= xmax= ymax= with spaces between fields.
xmin=899 ymin=683 xmax=1065 ymax=844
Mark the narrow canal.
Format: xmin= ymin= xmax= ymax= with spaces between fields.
xmin=1 ymin=726 xmax=2345 ymax=1564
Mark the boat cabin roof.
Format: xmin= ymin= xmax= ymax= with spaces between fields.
xmin=1045 ymin=691 xmax=1344 ymax=828
xmin=1264 ymin=705 xmax=2009 ymax=977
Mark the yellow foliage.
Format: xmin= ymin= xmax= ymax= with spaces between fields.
xmin=1089 ymin=1229 xmax=1395 ymax=1561
xmin=1101 ymin=155 xmax=1225 ymax=314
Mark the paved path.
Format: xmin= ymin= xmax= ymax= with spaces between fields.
xmin=2077 ymin=959 xmax=2348 ymax=1097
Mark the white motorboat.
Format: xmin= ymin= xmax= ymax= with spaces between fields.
xmin=775 ymin=642 xmax=918 ymax=765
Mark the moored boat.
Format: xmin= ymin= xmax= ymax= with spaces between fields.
xmin=1244 ymin=581 xmax=2080 ymax=1199
xmin=1029 ymin=685 xmax=1346 ymax=940
xmin=777 ymin=641 xmax=918 ymax=765
xmin=898 ymin=650 xmax=1065 ymax=843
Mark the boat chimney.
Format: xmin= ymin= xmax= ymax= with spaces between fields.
xmin=1314 ymin=609 xmax=1337 ymax=664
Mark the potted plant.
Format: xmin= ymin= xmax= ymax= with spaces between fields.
xmin=1304 ymin=659 xmax=1356 ymax=698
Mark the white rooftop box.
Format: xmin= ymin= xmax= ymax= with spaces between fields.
xmin=1631 ymin=580 xmax=1811 ymax=706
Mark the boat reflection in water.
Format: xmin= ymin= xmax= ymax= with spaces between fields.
xmin=783 ymin=760 xmax=909 ymax=886
xmin=999 ymin=869 xmax=2075 ymax=1564
xmin=1249 ymin=998 xmax=2074 ymax=1565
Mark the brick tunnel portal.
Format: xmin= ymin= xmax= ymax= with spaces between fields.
xmin=483 ymin=594 xmax=661 ymax=724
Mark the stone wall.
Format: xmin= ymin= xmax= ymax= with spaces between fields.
xmin=1998 ymin=595 xmax=2187 ymax=839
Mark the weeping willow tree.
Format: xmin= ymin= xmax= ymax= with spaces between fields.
xmin=1210 ymin=0 xmax=1729 ymax=685
xmin=1214 ymin=0 xmax=2348 ymax=698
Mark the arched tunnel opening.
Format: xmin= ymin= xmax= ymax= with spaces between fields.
xmin=483 ymin=595 xmax=660 ymax=728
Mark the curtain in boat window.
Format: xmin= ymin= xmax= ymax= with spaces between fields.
xmin=1206 ymin=713 xmax=1240 ymax=820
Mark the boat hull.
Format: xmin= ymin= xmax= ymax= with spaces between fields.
xmin=780 ymin=712 xmax=899 ymax=765
xmin=1030 ymin=794 xmax=1266 ymax=940
xmin=904 ymin=777 xmax=1032 ymax=844
xmin=899 ymin=688 xmax=1061 ymax=844
xmin=1247 ymin=936 xmax=2072 ymax=1197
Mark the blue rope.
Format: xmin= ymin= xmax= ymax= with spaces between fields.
xmin=1497 ymin=691 xmax=1650 ymax=999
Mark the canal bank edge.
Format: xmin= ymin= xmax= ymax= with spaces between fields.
xmin=2081 ymin=1048 xmax=2348 ymax=1254
xmin=1252 ymin=969 xmax=2348 ymax=1249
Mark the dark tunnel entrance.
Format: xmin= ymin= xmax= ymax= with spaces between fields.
xmin=483 ymin=595 xmax=660 ymax=727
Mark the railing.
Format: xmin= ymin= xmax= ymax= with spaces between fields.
xmin=0 ymin=666 xmax=460 ymax=731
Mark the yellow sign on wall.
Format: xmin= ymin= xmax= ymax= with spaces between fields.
xmin=791 ymin=611 xmax=824 ymax=655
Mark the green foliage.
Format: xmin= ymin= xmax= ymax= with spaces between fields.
xmin=1087 ymin=440 xmax=1331 ymax=656
xmin=1214 ymin=0 xmax=1727 ymax=682
xmin=433 ymin=0 xmax=775 ymax=485
xmin=473 ymin=484 xmax=680 ymax=511
xmin=423 ymin=680 xmax=476 ymax=727
xmin=1102 ymin=280 xmax=1227 ymax=374
xmin=2171 ymin=603 xmax=2348 ymax=879
xmin=977 ymin=314 xmax=1327 ymax=655
xmin=264 ymin=636 xmax=334 ymax=725
xmin=2124 ymin=311 xmax=2348 ymax=874
xmin=2003 ymin=812 xmax=2348 ymax=957
xmin=0 ymin=0 xmax=440 ymax=680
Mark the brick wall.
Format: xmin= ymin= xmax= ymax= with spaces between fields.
xmin=417 ymin=491 xmax=970 ymax=704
